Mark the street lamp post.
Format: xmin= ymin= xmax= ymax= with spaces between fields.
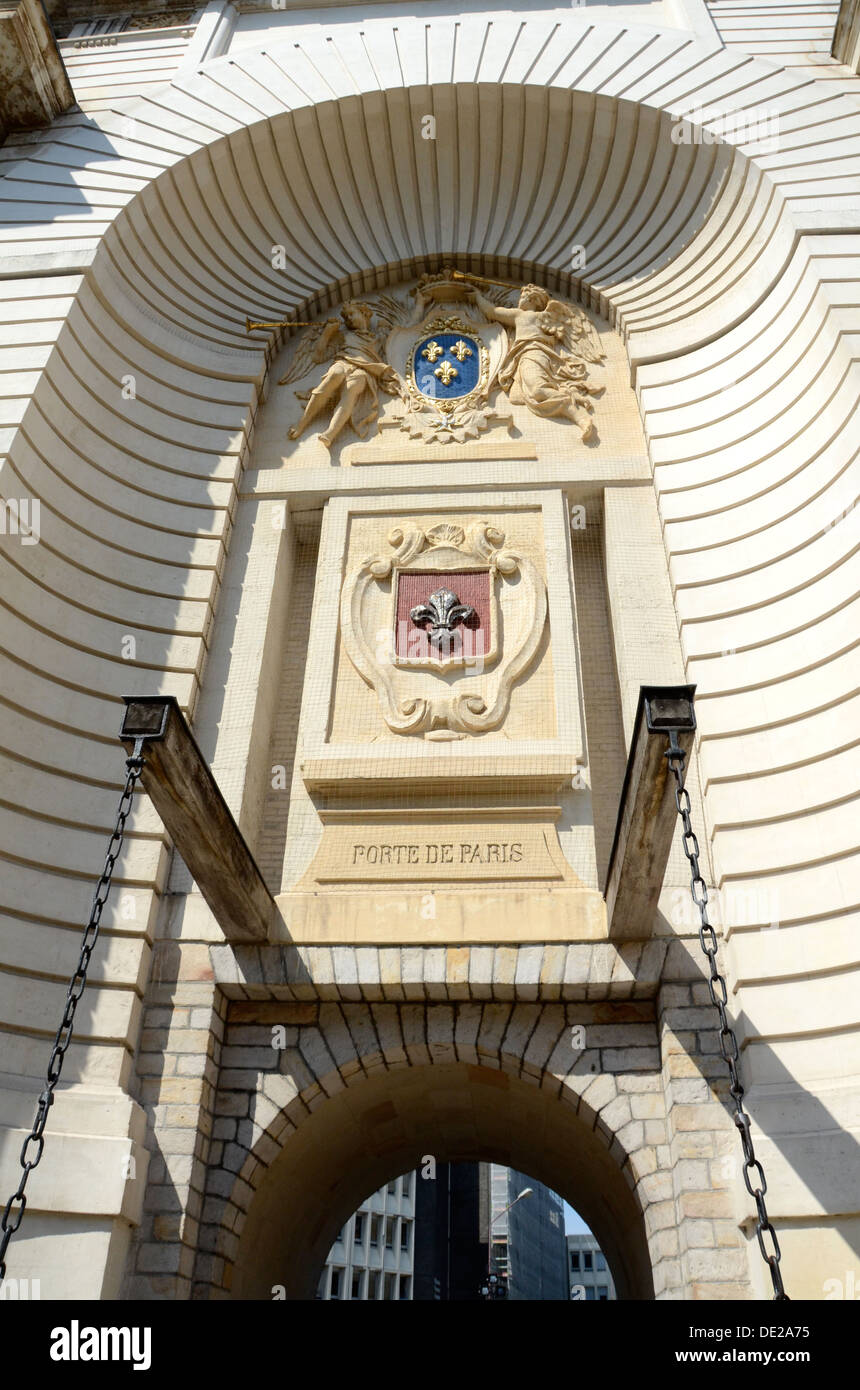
xmin=482 ymin=1185 xmax=533 ymax=1299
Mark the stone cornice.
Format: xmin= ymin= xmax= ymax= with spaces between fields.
xmin=0 ymin=0 xmax=75 ymax=140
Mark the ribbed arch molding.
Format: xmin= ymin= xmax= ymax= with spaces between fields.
xmin=1 ymin=15 xmax=859 ymax=1080
xmin=109 ymin=87 xmax=737 ymax=356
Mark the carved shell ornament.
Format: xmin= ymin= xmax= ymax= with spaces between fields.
xmin=340 ymin=521 xmax=547 ymax=739
xmin=425 ymin=523 xmax=466 ymax=547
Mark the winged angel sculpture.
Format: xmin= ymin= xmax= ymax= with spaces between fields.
xmin=470 ymin=284 xmax=605 ymax=442
xmin=280 ymin=299 xmax=404 ymax=448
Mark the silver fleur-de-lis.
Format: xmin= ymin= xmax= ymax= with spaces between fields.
xmin=409 ymin=587 xmax=476 ymax=645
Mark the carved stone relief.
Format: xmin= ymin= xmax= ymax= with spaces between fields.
xmin=339 ymin=521 xmax=547 ymax=740
xmin=274 ymin=268 xmax=605 ymax=448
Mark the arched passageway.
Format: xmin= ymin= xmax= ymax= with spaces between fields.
xmin=230 ymin=1062 xmax=652 ymax=1300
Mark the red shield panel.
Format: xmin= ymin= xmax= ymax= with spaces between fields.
xmin=396 ymin=570 xmax=491 ymax=664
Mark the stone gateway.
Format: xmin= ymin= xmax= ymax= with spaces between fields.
xmin=0 ymin=0 xmax=858 ymax=1306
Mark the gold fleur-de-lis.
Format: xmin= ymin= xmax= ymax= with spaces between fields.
xmin=434 ymin=361 xmax=458 ymax=386
xmin=450 ymin=339 xmax=473 ymax=362
xmin=421 ymin=340 xmax=444 ymax=363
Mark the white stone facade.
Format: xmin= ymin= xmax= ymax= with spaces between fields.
xmin=318 ymin=1172 xmax=415 ymax=1301
xmin=568 ymin=1232 xmax=617 ymax=1301
xmin=0 ymin=0 xmax=858 ymax=1302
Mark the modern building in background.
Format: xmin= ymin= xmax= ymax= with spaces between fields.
xmin=317 ymin=1172 xmax=415 ymax=1300
xmin=322 ymin=1163 xmax=568 ymax=1300
xmin=413 ymin=1162 xmax=485 ymax=1301
xmin=489 ymin=1166 xmax=569 ymax=1301
xmin=567 ymin=1233 xmax=617 ymax=1301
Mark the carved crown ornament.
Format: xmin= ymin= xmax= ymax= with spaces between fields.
xmin=339 ymin=521 xmax=547 ymax=740
xmin=265 ymin=268 xmax=605 ymax=448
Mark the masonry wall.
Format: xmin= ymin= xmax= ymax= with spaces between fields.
xmin=120 ymin=941 xmax=751 ymax=1300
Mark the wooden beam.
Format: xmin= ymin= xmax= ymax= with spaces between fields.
xmin=120 ymin=696 xmax=274 ymax=943
xmin=604 ymin=685 xmax=696 ymax=941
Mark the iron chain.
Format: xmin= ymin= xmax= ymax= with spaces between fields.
xmin=665 ymin=736 xmax=788 ymax=1300
xmin=0 ymin=751 xmax=144 ymax=1286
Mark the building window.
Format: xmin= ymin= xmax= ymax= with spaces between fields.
xmin=384 ymin=1273 xmax=397 ymax=1300
xmin=367 ymin=1270 xmax=379 ymax=1300
xmin=330 ymin=1268 xmax=342 ymax=1299
xmin=353 ymin=1214 xmax=364 ymax=1245
xmin=385 ymin=1217 xmax=395 ymax=1249
xmin=570 ymin=1251 xmax=580 ymax=1271
xmin=400 ymin=1221 xmax=409 ymax=1252
xmin=387 ymin=1180 xmax=398 ymax=1196
xmin=370 ymin=1214 xmax=381 ymax=1247
xmin=598 ymin=1287 xmax=608 ymax=1300
xmin=585 ymin=1286 xmax=596 ymax=1301
xmin=400 ymin=1276 xmax=411 ymax=1300
xmin=584 ymin=1251 xmax=593 ymax=1271
xmin=596 ymin=1253 xmax=606 ymax=1271
xmin=351 ymin=1270 xmax=363 ymax=1300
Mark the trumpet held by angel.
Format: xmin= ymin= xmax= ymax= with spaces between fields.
xmin=470 ymin=283 xmax=605 ymax=442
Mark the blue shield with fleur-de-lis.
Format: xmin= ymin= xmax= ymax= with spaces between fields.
xmin=414 ymin=333 xmax=480 ymax=401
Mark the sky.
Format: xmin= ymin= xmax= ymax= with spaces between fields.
xmin=563 ymin=1202 xmax=591 ymax=1235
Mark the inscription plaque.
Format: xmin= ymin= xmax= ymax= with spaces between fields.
xmin=297 ymin=809 xmax=582 ymax=888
